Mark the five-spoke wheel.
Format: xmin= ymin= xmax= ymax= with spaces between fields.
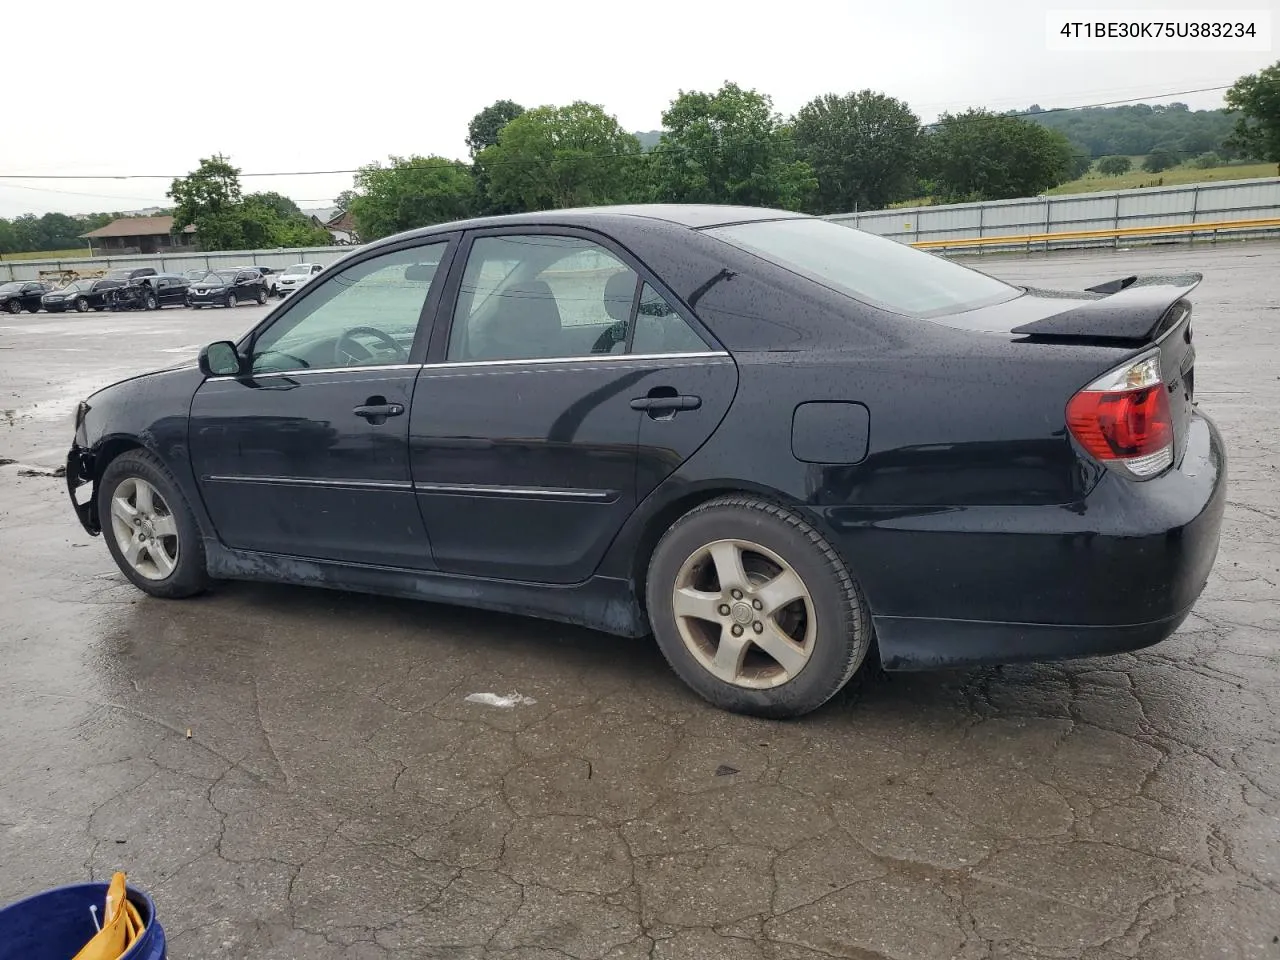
xmin=647 ymin=496 xmax=871 ymax=718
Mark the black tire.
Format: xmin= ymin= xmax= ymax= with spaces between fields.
xmin=144 ymin=292 xmax=159 ymax=311
xmin=645 ymin=496 xmax=872 ymax=718
xmin=224 ymin=292 xmax=235 ymax=308
xmin=75 ymin=297 xmax=89 ymax=313
xmin=256 ymin=287 xmax=267 ymax=305
xmin=97 ymin=449 xmax=209 ymax=599
xmin=4 ymin=299 xmax=20 ymax=315
xmin=26 ymin=303 xmax=40 ymax=313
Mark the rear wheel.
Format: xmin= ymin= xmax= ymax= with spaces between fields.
xmin=646 ymin=496 xmax=872 ymax=718
xmin=98 ymin=450 xmax=209 ymax=599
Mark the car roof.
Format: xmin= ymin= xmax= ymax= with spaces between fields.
xmin=383 ymin=203 xmax=810 ymax=245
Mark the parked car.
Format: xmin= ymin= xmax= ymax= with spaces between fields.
xmin=104 ymin=267 xmax=158 ymax=282
xmin=275 ymin=262 xmax=323 ymax=296
xmin=186 ymin=269 xmax=269 ymax=308
xmin=136 ymin=274 xmax=191 ymax=310
xmin=41 ymin=278 xmax=125 ymax=313
xmin=63 ymin=204 xmax=1226 ymax=718
xmin=239 ymin=266 xmax=279 ymax=296
xmin=0 ymin=280 xmax=49 ymax=314
xmin=182 ymin=269 xmax=212 ymax=283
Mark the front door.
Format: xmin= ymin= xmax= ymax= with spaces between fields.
xmin=410 ymin=230 xmax=737 ymax=584
xmin=188 ymin=238 xmax=453 ymax=568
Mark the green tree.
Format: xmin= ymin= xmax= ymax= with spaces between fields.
xmin=1194 ymin=151 xmax=1222 ymax=169
xmin=478 ymin=102 xmax=642 ymax=211
xmin=922 ymin=110 xmax=1075 ymax=200
xmin=348 ymin=155 xmax=475 ymax=240
xmin=650 ymin=82 xmax=816 ymax=210
xmin=0 ymin=218 xmax=17 ymax=255
xmin=333 ymin=189 xmax=357 ymax=213
xmin=1225 ymin=61 xmax=1280 ymax=172
xmin=1142 ymin=147 xmax=1178 ymax=173
xmin=466 ymin=99 xmax=525 ymax=157
xmin=168 ymin=154 xmax=246 ymax=250
xmin=792 ymin=90 xmax=921 ymax=213
xmin=243 ymin=191 xmax=302 ymax=220
xmin=1097 ymin=155 xmax=1132 ymax=176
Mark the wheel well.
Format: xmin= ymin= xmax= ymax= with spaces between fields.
xmin=630 ymin=487 xmax=753 ymax=611
xmin=93 ymin=438 xmax=143 ymax=483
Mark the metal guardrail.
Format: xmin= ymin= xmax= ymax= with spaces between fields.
xmin=910 ymin=216 xmax=1280 ymax=252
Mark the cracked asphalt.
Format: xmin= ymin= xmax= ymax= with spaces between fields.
xmin=1 ymin=243 xmax=1277 ymax=959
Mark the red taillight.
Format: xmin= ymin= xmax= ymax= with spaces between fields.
xmin=1066 ymin=352 xmax=1174 ymax=478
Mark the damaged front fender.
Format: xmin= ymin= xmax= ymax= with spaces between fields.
xmin=66 ymin=445 xmax=99 ymax=535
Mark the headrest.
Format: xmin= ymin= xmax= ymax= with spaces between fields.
xmin=603 ymin=271 xmax=637 ymax=323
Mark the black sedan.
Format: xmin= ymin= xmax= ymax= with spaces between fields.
xmin=1 ymin=280 xmax=49 ymax=314
xmin=186 ymin=269 xmax=269 ymax=308
xmin=41 ymin=278 xmax=124 ymax=312
xmin=64 ymin=205 xmax=1226 ymax=717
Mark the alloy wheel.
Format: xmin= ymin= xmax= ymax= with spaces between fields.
xmin=671 ymin=538 xmax=816 ymax=689
xmin=108 ymin=477 xmax=180 ymax=581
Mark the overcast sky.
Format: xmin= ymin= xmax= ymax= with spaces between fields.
xmin=2 ymin=0 xmax=1274 ymax=218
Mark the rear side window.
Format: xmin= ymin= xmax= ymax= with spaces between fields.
xmin=705 ymin=218 xmax=1018 ymax=318
xmin=446 ymin=235 xmax=639 ymax=362
xmin=632 ymin=283 xmax=708 ymax=355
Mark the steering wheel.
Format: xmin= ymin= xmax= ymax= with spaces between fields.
xmin=334 ymin=326 xmax=408 ymax=366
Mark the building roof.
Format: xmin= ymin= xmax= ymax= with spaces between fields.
xmin=325 ymin=209 xmax=356 ymax=232
xmin=80 ymin=216 xmax=196 ymax=239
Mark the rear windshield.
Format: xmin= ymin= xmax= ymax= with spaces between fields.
xmin=705 ymin=218 xmax=1019 ymax=318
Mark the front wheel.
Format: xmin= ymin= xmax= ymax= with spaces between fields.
xmin=645 ymin=496 xmax=872 ymax=718
xmin=224 ymin=292 xmax=235 ymax=308
xmin=256 ymin=287 xmax=267 ymax=305
xmin=75 ymin=297 xmax=89 ymax=313
xmin=144 ymin=292 xmax=159 ymax=311
xmin=97 ymin=450 xmax=209 ymax=598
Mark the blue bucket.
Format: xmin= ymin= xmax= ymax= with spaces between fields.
xmin=0 ymin=882 xmax=166 ymax=960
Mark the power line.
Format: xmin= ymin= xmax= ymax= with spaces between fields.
xmin=0 ymin=80 xmax=1260 ymax=183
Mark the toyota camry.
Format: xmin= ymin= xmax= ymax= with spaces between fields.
xmin=65 ymin=205 xmax=1225 ymax=717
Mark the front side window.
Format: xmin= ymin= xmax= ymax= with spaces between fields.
xmin=447 ymin=235 xmax=639 ymax=362
xmin=250 ymin=241 xmax=447 ymax=374
xmin=706 ymin=217 xmax=1019 ymax=318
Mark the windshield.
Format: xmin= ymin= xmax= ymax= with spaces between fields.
xmin=705 ymin=218 xmax=1019 ymax=318
xmin=60 ymin=281 xmax=85 ymax=293
xmin=0 ymin=282 xmax=21 ymax=294
xmin=212 ymin=271 xmax=239 ymax=283
xmin=282 ymin=265 xmax=313 ymax=277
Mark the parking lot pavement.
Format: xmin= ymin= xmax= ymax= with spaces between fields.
xmin=1 ymin=245 xmax=1277 ymax=959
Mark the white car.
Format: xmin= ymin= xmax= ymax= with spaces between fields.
xmin=276 ymin=263 xmax=324 ymax=297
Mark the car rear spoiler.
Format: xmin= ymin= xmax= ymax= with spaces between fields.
xmin=1011 ymin=273 xmax=1202 ymax=344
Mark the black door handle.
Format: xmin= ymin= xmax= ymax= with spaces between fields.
xmin=630 ymin=394 xmax=701 ymax=412
xmin=353 ymin=398 xmax=405 ymax=424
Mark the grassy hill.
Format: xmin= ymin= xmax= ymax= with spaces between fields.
xmin=1048 ymin=159 xmax=1277 ymax=195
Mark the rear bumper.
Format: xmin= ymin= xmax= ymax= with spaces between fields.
xmin=812 ymin=409 xmax=1227 ymax=670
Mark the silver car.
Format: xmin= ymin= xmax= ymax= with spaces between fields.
xmin=275 ymin=263 xmax=324 ymax=297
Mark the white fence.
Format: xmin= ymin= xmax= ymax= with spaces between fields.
xmin=4 ymin=176 xmax=1280 ymax=281
xmin=0 ymin=245 xmax=359 ymax=283
xmin=827 ymin=176 xmax=1280 ymax=249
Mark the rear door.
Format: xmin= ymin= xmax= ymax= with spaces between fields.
xmin=409 ymin=227 xmax=737 ymax=584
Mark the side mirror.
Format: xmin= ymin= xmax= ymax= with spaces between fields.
xmin=199 ymin=341 xmax=244 ymax=377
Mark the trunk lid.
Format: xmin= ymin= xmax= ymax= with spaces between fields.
xmin=936 ymin=273 xmax=1201 ymax=470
